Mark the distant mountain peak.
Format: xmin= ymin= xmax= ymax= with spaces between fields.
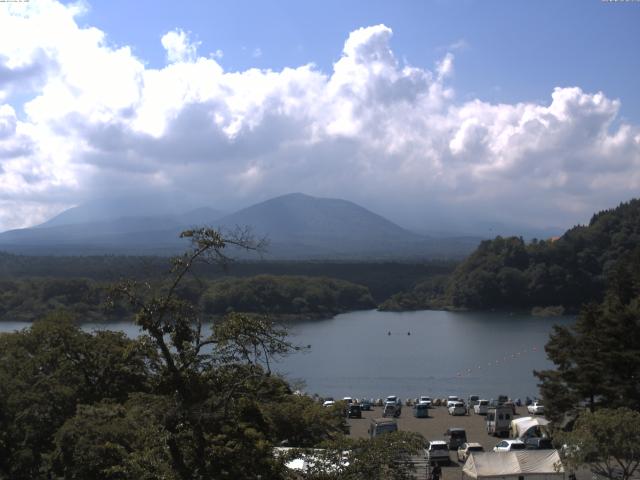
xmin=0 ymin=193 xmax=481 ymax=259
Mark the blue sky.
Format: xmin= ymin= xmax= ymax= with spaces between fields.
xmin=0 ymin=0 xmax=639 ymax=233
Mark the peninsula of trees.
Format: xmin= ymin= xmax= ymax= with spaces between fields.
xmin=381 ymin=198 xmax=640 ymax=312
xmin=0 ymin=275 xmax=376 ymax=323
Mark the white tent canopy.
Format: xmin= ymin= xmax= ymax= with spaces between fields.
xmin=510 ymin=416 xmax=550 ymax=439
xmin=462 ymin=450 xmax=564 ymax=480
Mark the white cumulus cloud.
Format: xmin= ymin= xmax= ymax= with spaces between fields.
xmin=161 ymin=29 xmax=199 ymax=64
xmin=0 ymin=0 xmax=638 ymax=234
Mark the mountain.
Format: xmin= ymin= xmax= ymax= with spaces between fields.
xmin=0 ymin=206 xmax=224 ymax=256
xmin=212 ymin=193 xmax=481 ymax=259
xmin=215 ymin=193 xmax=417 ymax=253
xmin=37 ymin=194 xmax=214 ymax=228
xmin=0 ymin=193 xmax=482 ymax=259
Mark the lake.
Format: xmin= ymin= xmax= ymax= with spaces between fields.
xmin=0 ymin=309 xmax=572 ymax=402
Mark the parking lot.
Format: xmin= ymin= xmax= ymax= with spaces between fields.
xmin=347 ymin=404 xmax=537 ymax=480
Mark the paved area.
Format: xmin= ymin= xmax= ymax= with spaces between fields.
xmin=346 ymin=405 xmax=591 ymax=480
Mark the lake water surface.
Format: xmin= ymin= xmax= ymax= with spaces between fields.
xmin=0 ymin=309 xmax=572 ymax=402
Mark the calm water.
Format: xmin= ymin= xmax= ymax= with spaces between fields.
xmin=0 ymin=310 xmax=572 ymax=401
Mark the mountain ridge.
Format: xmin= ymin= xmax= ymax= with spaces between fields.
xmin=0 ymin=193 xmax=482 ymax=259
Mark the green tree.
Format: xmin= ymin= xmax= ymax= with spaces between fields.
xmin=557 ymin=408 xmax=640 ymax=480
xmin=0 ymin=312 xmax=154 ymax=479
xmin=286 ymin=431 xmax=425 ymax=480
xmin=535 ymin=248 xmax=640 ymax=422
xmin=52 ymin=396 xmax=176 ymax=480
xmin=105 ymin=228 xmax=302 ymax=479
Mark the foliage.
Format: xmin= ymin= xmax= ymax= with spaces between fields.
xmin=556 ymin=408 xmax=640 ymax=480
xmin=535 ymin=247 xmax=640 ymax=422
xmin=52 ymin=396 xmax=176 ymax=480
xmin=0 ymin=277 xmax=114 ymax=322
xmin=0 ymin=251 xmax=456 ymax=304
xmin=378 ymin=275 xmax=449 ymax=311
xmin=285 ymin=431 xmax=425 ymax=480
xmin=0 ymin=274 xmax=376 ymax=323
xmin=0 ymin=312 xmax=155 ymax=479
xmin=202 ymin=275 xmax=375 ymax=315
xmin=262 ymin=395 xmax=347 ymax=448
xmin=442 ymin=199 xmax=640 ymax=310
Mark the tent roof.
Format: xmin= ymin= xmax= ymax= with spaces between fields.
xmin=462 ymin=450 xmax=564 ymax=478
xmin=511 ymin=416 xmax=550 ymax=436
xmin=511 ymin=416 xmax=550 ymax=427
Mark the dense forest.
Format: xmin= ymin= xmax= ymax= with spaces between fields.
xmin=0 ymin=275 xmax=377 ymax=323
xmin=382 ymin=199 xmax=640 ymax=312
xmin=202 ymin=275 xmax=375 ymax=315
xmin=0 ymin=253 xmax=454 ymax=303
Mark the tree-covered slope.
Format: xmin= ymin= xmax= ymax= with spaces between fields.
xmin=444 ymin=199 xmax=640 ymax=310
xmin=202 ymin=275 xmax=376 ymax=315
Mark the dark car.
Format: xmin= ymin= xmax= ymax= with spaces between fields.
xmin=444 ymin=428 xmax=467 ymax=450
xmin=347 ymin=404 xmax=362 ymax=418
xmin=525 ymin=437 xmax=553 ymax=450
xmin=368 ymin=418 xmax=397 ymax=438
xmin=360 ymin=399 xmax=372 ymax=411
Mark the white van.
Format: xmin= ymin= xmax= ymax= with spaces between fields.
xmin=446 ymin=396 xmax=461 ymax=408
xmin=474 ymin=399 xmax=490 ymax=415
xmin=486 ymin=406 xmax=512 ymax=437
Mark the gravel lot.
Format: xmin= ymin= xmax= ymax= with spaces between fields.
xmin=347 ymin=404 xmax=540 ymax=480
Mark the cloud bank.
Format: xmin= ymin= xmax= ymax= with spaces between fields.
xmin=0 ymin=0 xmax=638 ymax=232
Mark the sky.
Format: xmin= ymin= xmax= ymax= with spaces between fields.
xmin=0 ymin=0 xmax=639 ymax=234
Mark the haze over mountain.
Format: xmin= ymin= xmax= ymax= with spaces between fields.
xmin=37 ymin=194 xmax=221 ymax=228
xmin=0 ymin=193 xmax=482 ymax=259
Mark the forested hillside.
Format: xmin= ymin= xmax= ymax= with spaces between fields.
xmin=449 ymin=199 xmax=640 ymax=309
xmin=382 ymin=199 xmax=640 ymax=311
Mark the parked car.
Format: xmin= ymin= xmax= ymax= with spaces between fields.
xmin=323 ymin=400 xmax=336 ymax=407
xmin=413 ymin=403 xmax=430 ymax=418
xmin=386 ymin=395 xmax=401 ymax=405
xmin=425 ymin=440 xmax=450 ymax=465
xmin=347 ymin=404 xmax=362 ymax=418
xmin=343 ymin=396 xmax=353 ymax=405
xmin=524 ymin=437 xmax=553 ymax=450
xmin=457 ymin=442 xmax=484 ymax=462
xmin=448 ymin=402 xmax=466 ymax=416
xmin=474 ymin=399 xmax=489 ymax=415
xmin=418 ymin=396 xmax=432 ymax=407
xmin=360 ymin=399 xmax=372 ymax=411
xmin=493 ymin=439 xmax=526 ymax=452
xmin=447 ymin=396 xmax=461 ymax=408
xmin=368 ymin=418 xmax=397 ymax=438
xmin=528 ymin=401 xmax=544 ymax=415
xmin=444 ymin=428 xmax=467 ymax=450
xmin=383 ymin=403 xmax=401 ymax=418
